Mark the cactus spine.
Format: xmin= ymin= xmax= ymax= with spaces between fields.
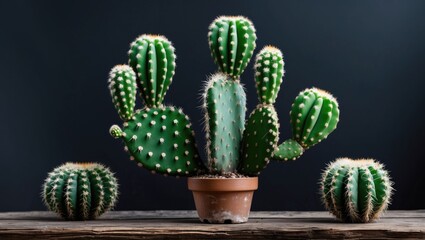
xmin=273 ymin=88 xmax=340 ymax=161
xmin=321 ymin=158 xmax=393 ymax=223
xmin=42 ymin=163 xmax=118 ymax=220
xmin=109 ymin=35 xmax=204 ymax=176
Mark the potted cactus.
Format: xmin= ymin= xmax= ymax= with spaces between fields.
xmin=108 ymin=16 xmax=340 ymax=223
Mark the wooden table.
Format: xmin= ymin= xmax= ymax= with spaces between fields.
xmin=0 ymin=210 xmax=424 ymax=239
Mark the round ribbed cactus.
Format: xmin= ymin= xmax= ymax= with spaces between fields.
xmin=321 ymin=158 xmax=393 ymax=223
xmin=108 ymin=65 xmax=137 ymax=121
xmin=42 ymin=163 xmax=118 ymax=221
xmin=208 ymin=16 xmax=257 ymax=79
xmin=128 ymin=34 xmax=176 ymax=108
xmin=273 ymin=88 xmax=340 ymax=161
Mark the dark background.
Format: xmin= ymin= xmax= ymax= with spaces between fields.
xmin=1 ymin=0 xmax=424 ymax=212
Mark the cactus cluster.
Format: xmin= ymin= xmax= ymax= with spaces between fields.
xmin=108 ymin=15 xmax=340 ymax=177
xmin=320 ymin=158 xmax=393 ymax=223
xmin=42 ymin=163 xmax=118 ymax=220
xmin=108 ymin=35 xmax=204 ymax=176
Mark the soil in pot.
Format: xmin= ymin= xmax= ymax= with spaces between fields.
xmin=188 ymin=175 xmax=258 ymax=224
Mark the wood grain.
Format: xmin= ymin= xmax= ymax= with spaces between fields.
xmin=0 ymin=210 xmax=424 ymax=239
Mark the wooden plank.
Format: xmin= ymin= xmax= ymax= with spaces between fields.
xmin=0 ymin=211 xmax=424 ymax=239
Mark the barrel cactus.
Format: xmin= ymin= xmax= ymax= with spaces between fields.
xmin=108 ymin=15 xmax=341 ymax=177
xmin=42 ymin=163 xmax=118 ymax=220
xmin=320 ymin=158 xmax=393 ymax=223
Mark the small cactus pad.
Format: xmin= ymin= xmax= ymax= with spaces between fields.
xmin=109 ymin=125 xmax=123 ymax=139
xmin=254 ymin=46 xmax=285 ymax=104
xmin=112 ymin=106 xmax=204 ymax=176
xmin=42 ymin=163 xmax=118 ymax=221
xmin=321 ymin=158 xmax=393 ymax=223
xmin=204 ymin=73 xmax=246 ymax=173
xmin=239 ymin=105 xmax=279 ymax=175
xmin=108 ymin=65 xmax=137 ymax=121
xmin=273 ymin=139 xmax=304 ymax=161
xmin=291 ymin=88 xmax=339 ymax=149
xmin=128 ymin=35 xmax=176 ymax=107
xmin=208 ymin=16 xmax=257 ymax=79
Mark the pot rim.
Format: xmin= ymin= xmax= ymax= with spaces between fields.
xmin=188 ymin=176 xmax=258 ymax=192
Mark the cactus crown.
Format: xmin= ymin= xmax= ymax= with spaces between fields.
xmin=208 ymin=16 xmax=257 ymax=79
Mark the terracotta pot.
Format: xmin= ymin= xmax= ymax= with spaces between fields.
xmin=187 ymin=177 xmax=258 ymax=224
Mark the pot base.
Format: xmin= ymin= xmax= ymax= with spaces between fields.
xmin=188 ymin=177 xmax=258 ymax=224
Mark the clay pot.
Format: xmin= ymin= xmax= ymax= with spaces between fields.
xmin=187 ymin=177 xmax=258 ymax=224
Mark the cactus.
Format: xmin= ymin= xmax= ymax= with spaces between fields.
xmin=254 ymin=46 xmax=285 ymax=104
xmin=208 ymin=16 xmax=257 ymax=79
xmin=203 ymin=15 xmax=256 ymax=174
xmin=42 ymin=163 xmax=118 ymax=220
xmin=108 ymin=65 xmax=137 ymax=121
xmin=108 ymin=16 xmax=342 ymax=178
xmin=273 ymin=88 xmax=340 ymax=161
xmin=320 ymin=158 xmax=393 ymax=223
xmin=203 ymin=73 xmax=246 ymax=173
xmin=109 ymin=35 xmax=204 ymax=176
xmin=238 ymin=46 xmax=283 ymax=175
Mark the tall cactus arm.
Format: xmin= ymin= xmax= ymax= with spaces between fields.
xmin=254 ymin=46 xmax=284 ymax=104
xmin=238 ymin=46 xmax=284 ymax=175
xmin=108 ymin=65 xmax=137 ymax=121
xmin=203 ymin=73 xmax=246 ymax=174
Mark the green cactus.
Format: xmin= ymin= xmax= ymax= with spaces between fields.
xmin=108 ymin=16 xmax=342 ymax=179
xmin=42 ymin=163 xmax=118 ymax=220
xmin=321 ymin=158 xmax=393 ymax=223
xmin=238 ymin=46 xmax=284 ymax=175
xmin=110 ymin=107 xmax=203 ymax=176
xmin=109 ymin=35 xmax=204 ymax=176
xmin=239 ymin=105 xmax=279 ymax=175
xmin=254 ymin=46 xmax=285 ymax=104
xmin=108 ymin=65 xmax=137 ymax=121
xmin=273 ymin=88 xmax=340 ymax=161
xmin=128 ymin=34 xmax=176 ymax=108
xmin=203 ymin=73 xmax=246 ymax=173
xmin=208 ymin=16 xmax=257 ymax=79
